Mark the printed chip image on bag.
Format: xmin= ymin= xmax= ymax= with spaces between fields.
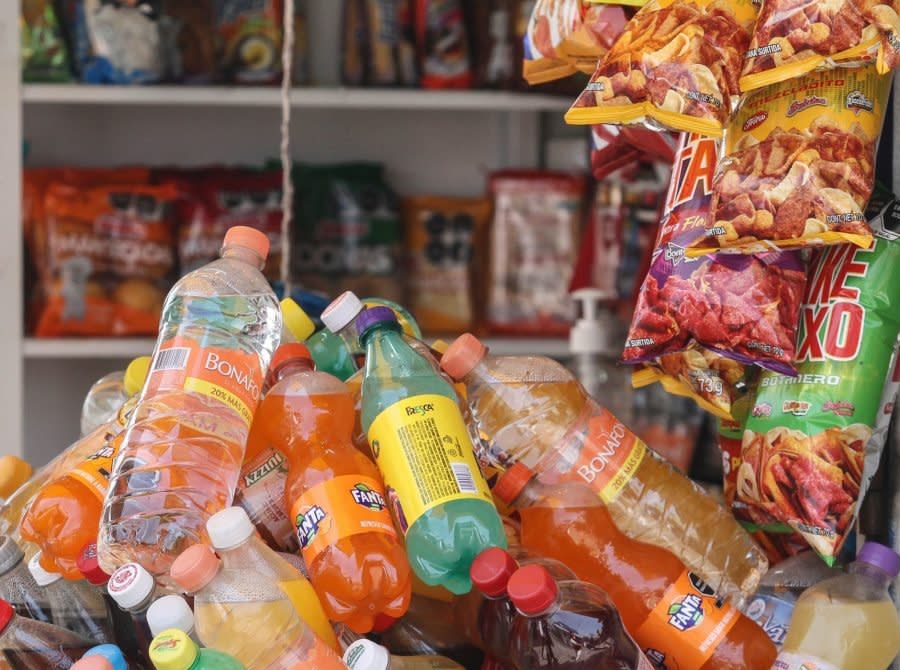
xmin=738 ymin=197 xmax=900 ymax=564
xmin=565 ymin=0 xmax=758 ymax=136
xmin=740 ymin=0 xmax=900 ymax=92
xmin=692 ymin=65 xmax=892 ymax=255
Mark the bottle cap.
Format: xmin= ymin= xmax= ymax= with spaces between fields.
xmin=440 ymin=334 xmax=488 ymax=381
xmin=124 ymin=356 xmax=152 ymax=396
xmin=77 ymin=543 xmax=110 ymax=586
xmin=569 ymin=289 xmax=619 ymax=356
xmin=170 ymin=544 xmax=220 ymax=594
xmin=492 ymin=463 xmax=535 ymax=506
xmin=0 ymin=456 xmax=32 ymax=499
xmin=149 ymin=629 xmax=199 ymax=670
xmin=108 ymin=562 xmax=155 ymax=611
xmin=507 ymin=564 xmax=558 ymax=616
xmin=71 ymin=658 xmax=113 ymax=670
xmin=321 ymin=291 xmax=364 ymax=334
xmin=83 ymin=644 xmax=128 ymax=670
xmin=343 ymin=639 xmax=391 ymax=670
xmin=147 ymin=595 xmax=195 ymax=637
xmin=0 ymin=599 xmax=13 ymax=633
xmin=858 ymin=542 xmax=900 ymax=577
xmin=281 ymin=298 xmax=317 ymax=342
xmin=206 ymin=506 xmax=255 ymax=551
xmin=28 ymin=552 xmax=62 ymax=587
xmin=223 ymin=225 xmax=269 ymax=260
xmin=470 ymin=547 xmax=518 ymax=598
xmin=271 ymin=343 xmax=313 ymax=373
xmin=0 ymin=536 xmax=24 ymax=576
xmin=355 ymin=307 xmax=398 ymax=342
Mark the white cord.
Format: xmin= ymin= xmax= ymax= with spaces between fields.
xmin=279 ymin=0 xmax=296 ymax=295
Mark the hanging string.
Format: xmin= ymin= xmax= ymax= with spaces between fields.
xmin=279 ymin=0 xmax=296 ymax=296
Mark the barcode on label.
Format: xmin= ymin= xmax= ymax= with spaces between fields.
xmin=451 ymin=463 xmax=477 ymax=493
xmin=152 ymin=347 xmax=189 ymax=372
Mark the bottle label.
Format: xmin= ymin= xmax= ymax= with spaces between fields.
xmin=367 ymin=394 xmax=494 ymax=535
xmin=744 ymin=592 xmax=796 ymax=647
xmin=235 ymin=446 xmax=297 ymax=552
xmin=145 ymin=335 xmax=263 ymax=426
xmin=290 ymin=474 xmax=398 ymax=566
xmin=67 ymin=431 xmax=124 ymax=500
xmin=635 ymin=570 xmax=739 ymax=670
xmin=773 ymin=652 xmax=838 ymax=670
xmin=569 ymin=409 xmax=647 ymax=504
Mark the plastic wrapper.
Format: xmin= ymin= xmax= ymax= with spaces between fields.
xmin=341 ymin=0 xmax=418 ymax=86
xmin=487 ymin=170 xmax=586 ymax=336
xmin=21 ymin=0 xmax=72 ymax=82
xmin=404 ymin=196 xmax=492 ymax=333
xmin=565 ymin=0 xmax=757 ymax=136
xmin=691 ymin=65 xmax=892 ymax=255
xmin=215 ymin=0 xmax=284 ymax=84
xmin=740 ymin=0 xmax=900 ymax=93
xmin=159 ymin=0 xmax=218 ymax=82
xmin=737 ymin=198 xmax=900 ymax=564
xmin=464 ymin=0 xmax=517 ymax=89
xmin=416 ymin=0 xmax=473 ymax=88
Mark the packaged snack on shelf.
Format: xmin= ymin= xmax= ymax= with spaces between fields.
xmin=341 ymin=0 xmax=418 ymax=86
xmin=566 ymin=0 xmax=757 ymax=135
xmin=404 ymin=196 xmax=492 ymax=333
xmin=21 ymin=0 xmax=72 ymax=82
xmin=415 ymin=0 xmax=473 ymax=88
xmin=159 ymin=0 xmax=218 ymax=83
xmin=692 ymin=65 xmax=892 ymax=255
xmin=464 ymin=0 xmax=516 ymax=89
xmin=33 ymin=180 xmax=177 ymax=337
xmin=487 ymin=170 xmax=586 ymax=336
xmin=294 ymin=163 xmax=404 ymax=302
xmin=215 ymin=0 xmax=284 ymax=84
xmin=738 ymin=197 xmax=900 ymax=564
xmin=740 ymin=0 xmax=900 ymax=93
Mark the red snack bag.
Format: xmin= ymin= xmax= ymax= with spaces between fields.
xmin=416 ymin=0 xmax=473 ymax=88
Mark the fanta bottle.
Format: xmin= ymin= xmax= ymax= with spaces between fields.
xmin=258 ymin=343 xmax=412 ymax=632
xmin=99 ymin=226 xmax=282 ymax=578
xmin=358 ymin=307 xmax=505 ymax=594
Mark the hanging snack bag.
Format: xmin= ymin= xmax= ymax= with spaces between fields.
xmin=403 ymin=196 xmax=492 ymax=333
xmin=215 ymin=0 xmax=283 ymax=84
xmin=33 ymin=181 xmax=177 ymax=337
xmin=416 ymin=0 xmax=473 ymax=88
xmin=487 ymin=170 xmax=586 ymax=336
xmin=738 ymin=198 xmax=900 ymax=564
xmin=21 ymin=0 xmax=72 ymax=82
xmin=692 ymin=65 xmax=892 ymax=256
xmin=740 ymin=0 xmax=900 ymax=93
xmin=565 ymin=0 xmax=757 ymax=135
xmin=159 ymin=0 xmax=218 ymax=82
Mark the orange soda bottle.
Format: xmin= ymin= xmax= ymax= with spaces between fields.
xmin=259 ymin=343 xmax=412 ymax=633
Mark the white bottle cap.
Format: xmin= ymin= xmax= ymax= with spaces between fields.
xmin=107 ymin=562 xmax=155 ymax=611
xmin=321 ymin=291 xmax=363 ymax=334
xmin=343 ymin=640 xmax=390 ymax=670
xmin=147 ymin=594 xmax=195 ymax=637
xmin=569 ymin=288 xmax=618 ymax=356
xmin=28 ymin=553 xmax=62 ymax=587
xmin=206 ymin=506 xmax=255 ymax=551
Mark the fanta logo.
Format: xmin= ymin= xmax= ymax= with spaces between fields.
xmin=405 ymin=403 xmax=435 ymax=417
xmin=667 ymin=594 xmax=704 ymax=631
xmin=743 ymin=111 xmax=768 ymax=131
xmin=787 ymin=96 xmax=827 ymax=117
xmin=295 ymin=506 xmax=327 ymax=548
xmin=204 ymin=352 xmax=261 ymax=400
xmin=351 ymin=484 xmax=386 ymax=511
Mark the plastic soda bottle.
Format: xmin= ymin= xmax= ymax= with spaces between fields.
xmin=343 ymin=639 xmax=464 ymax=670
xmin=0 ymin=457 xmax=32 ymax=501
xmin=0 ymin=598 xmax=94 ymax=669
xmin=205 ymin=506 xmax=337 ymax=650
xmin=149 ymin=629 xmax=245 ymax=670
xmin=259 ymin=343 xmax=412 ymax=632
xmin=81 ymin=358 xmax=151 ymax=437
xmin=773 ymin=542 xmax=900 ymax=670
xmin=80 ymin=645 xmax=128 ymax=670
xmin=147 ymin=595 xmax=197 ymax=641
xmin=280 ymin=298 xmax=357 ymax=382
xmin=357 ymin=307 xmax=505 ymax=594
xmin=106 ymin=562 xmax=165 ymax=670
xmin=170 ymin=544 xmax=344 ymax=670
xmin=99 ymin=226 xmax=282 ymax=578
xmin=440 ymin=334 xmax=767 ymax=604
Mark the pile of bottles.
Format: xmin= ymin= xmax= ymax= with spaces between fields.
xmin=1 ymin=225 xmax=898 ymax=670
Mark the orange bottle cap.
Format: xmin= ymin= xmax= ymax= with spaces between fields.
xmin=170 ymin=544 xmax=219 ymax=594
xmin=271 ymin=343 xmax=313 ymax=372
xmin=492 ymin=462 xmax=535 ymax=505
xmin=223 ymin=226 xmax=270 ymax=260
xmin=439 ymin=333 xmax=488 ymax=380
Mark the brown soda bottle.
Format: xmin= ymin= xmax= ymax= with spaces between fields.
xmin=0 ymin=598 xmax=94 ymax=669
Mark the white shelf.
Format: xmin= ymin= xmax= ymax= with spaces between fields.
xmin=22 ymin=84 xmax=571 ymax=112
xmin=24 ymin=336 xmax=570 ymax=359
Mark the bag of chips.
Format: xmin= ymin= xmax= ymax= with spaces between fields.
xmin=737 ymin=197 xmax=900 ymax=563
xmin=566 ymin=0 xmax=757 ymax=136
xmin=740 ymin=0 xmax=900 ymax=93
xmin=341 ymin=0 xmax=418 ymax=86
xmin=464 ymin=0 xmax=516 ymax=89
xmin=215 ymin=0 xmax=284 ymax=84
xmin=21 ymin=0 xmax=72 ymax=82
xmin=691 ymin=65 xmax=892 ymax=256
xmin=415 ymin=0 xmax=473 ymax=88
xmin=159 ymin=0 xmax=218 ymax=82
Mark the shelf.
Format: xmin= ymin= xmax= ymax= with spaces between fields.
xmin=22 ymin=85 xmax=571 ymax=112
xmin=24 ymin=336 xmax=570 ymax=359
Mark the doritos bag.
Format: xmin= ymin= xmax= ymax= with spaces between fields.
xmin=565 ymin=0 xmax=757 ymax=136
xmin=691 ymin=65 xmax=891 ymax=255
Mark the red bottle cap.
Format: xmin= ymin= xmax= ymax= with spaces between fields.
xmin=77 ymin=543 xmax=110 ymax=586
xmin=507 ymin=564 xmax=558 ymax=616
xmin=492 ymin=463 xmax=535 ymax=505
xmin=271 ymin=343 xmax=313 ymax=372
xmin=0 ymin=599 xmax=13 ymax=632
xmin=470 ymin=547 xmax=519 ymax=597
xmin=371 ymin=614 xmax=397 ymax=633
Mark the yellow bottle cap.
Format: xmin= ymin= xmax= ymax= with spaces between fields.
xmin=149 ymin=629 xmax=198 ymax=670
xmin=124 ymin=356 xmax=152 ymax=396
xmin=430 ymin=339 xmax=449 ymax=354
xmin=0 ymin=456 xmax=31 ymax=499
xmin=281 ymin=298 xmax=316 ymax=342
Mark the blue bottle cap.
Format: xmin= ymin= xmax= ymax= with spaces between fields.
xmin=84 ymin=644 xmax=128 ymax=670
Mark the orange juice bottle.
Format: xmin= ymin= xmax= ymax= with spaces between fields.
xmin=262 ymin=343 xmax=412 ymax=633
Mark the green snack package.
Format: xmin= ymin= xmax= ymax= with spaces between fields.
xmin=21 ymin=0 xmax=72 ymax=82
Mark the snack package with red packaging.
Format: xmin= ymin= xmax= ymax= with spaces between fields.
xmin=416 ymin=0 xmax=473 ymax=88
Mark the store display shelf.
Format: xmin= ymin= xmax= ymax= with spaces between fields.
xmin=22 ymin=84 xmax=571 ymax=112
xmin=24 ymin=336 xmax=571 ymax=359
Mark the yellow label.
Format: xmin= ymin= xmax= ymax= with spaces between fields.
xmin=184 ymin=377 xmax=254 ymax=427
xmin=367 ymin=394 xmax=494 ymax=534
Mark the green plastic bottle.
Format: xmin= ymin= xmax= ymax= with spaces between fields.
xmin=357 ymin=307 xmax=506 ymax=595
xmin=281 ymin=298 xmax=357 ymax=381
xmin=149 ymin=629 xmax=245 ymax=670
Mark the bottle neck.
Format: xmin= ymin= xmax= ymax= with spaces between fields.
xmin=521 ymin=593 xmax=561 ymax=619
xmin=335 ymin=316 xmax=364 ymax=355
xmin=851 ymin=561 xmax=894 ymax=588
xmin=362 ymin=326 xmax=404 ymax=374
xmin=221 ymin=245 xmax=265 ymax=270
xmin=273 ymin=359 xmax=315 ymax=384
